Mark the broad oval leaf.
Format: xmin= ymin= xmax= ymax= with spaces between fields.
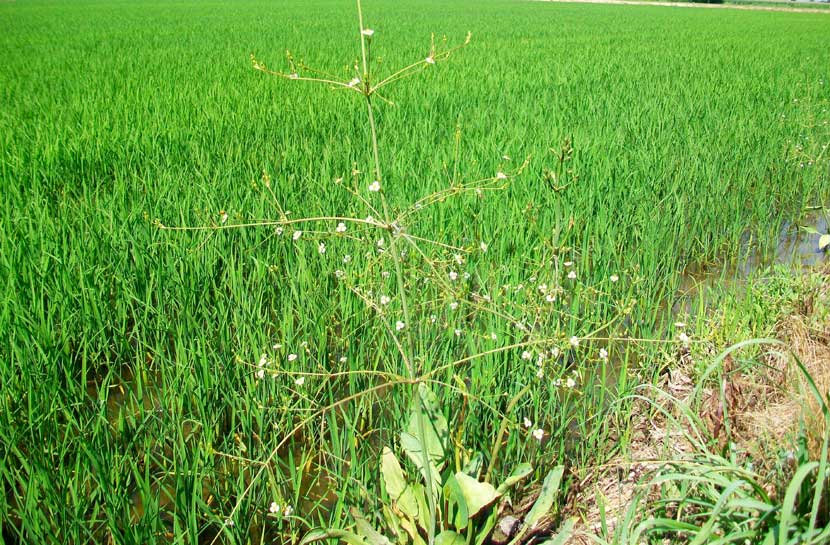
xmin=496 ymin=463 xmax=533 ymax=494
xmin=435 ymin=530 xmax=466 ymax=545
xmin=380 ymin=446 xmax=407 ymax=500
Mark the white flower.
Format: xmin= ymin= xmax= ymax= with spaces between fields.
xmin=464 ymin=272 xmax=471 ymax=280
xmin=365 ymin=215 xmax=374 ymax=223
xmin=546 ymin=293 xmax=556 ymax=303
xmin=347 ymin=77 xmax=360 ymax=87
xmin=454 ymin=328 xmax=462 ymax=337
xmin=361 ymin=28 xmax=374 ymax=36
xmin=380 ymin=295 xmax=391 ymax=305
xmin=536 ymin=366 xmax=545 ymax=378
xmin=480 ymin=242 xmax=488 ymax=252
xmin=454 ymin=254 xmax=464 ymax=265
xmin=220 ymin=212 xmax=229 ymax=224
xmin=336 ymin=222 xmax=347 ymax=233
xmin=523 ymin=417 xmax=533 ymax=428
xmin=564 ymin=261 xmax=573 ymax=267
xmin=553 ymin=378 xmax=561 ymax=387
xmin=368 ymin=180 xmax=380 ymax=192
xmin=538 ymin=284 xmax=547 ymax=294
xmin=259 ymin=354 xmax=268 ymax=367
xmin=272 ymin=343 xmax=281 ymax=350
xmin=449 ymin=301 xmax=459 ymax=310
xmin=678 ymin=332 xmax=690 ymax=345
xmin=225 ymin=519 xmax=234 ymax=527
xmin=276 ymin=226 xmax=284 ymax=236
xmin=269 ymin=502 xmax=279 ymax=514
xmin=287 ymin=353 xmax=298 ymax=362
xmin=569 ymin=336 xmax=580 ymax=347
xmin=549 ymin=347 xmax=560 ymax=358
xmin=674 ymin=322 xmax=686 ymax=328
xmin=532 ymin=428 xmax=545 ymax=441
xmin=610 ymin=274 xmax=619 ymax=283
xmin=381 ymin=271 xmax=391 ymax=278
xmin=565 ymin=377 xmax=576 ymax=388
xmin=256 ymin=369 xmax=265 ymax=379
xmin=521 ymin=350 xmax=532 ymax=361
xmin=395 ymin=321 xmax=406 ymax=331
xmin=425 ymin=56 xmax=435 ymax=64
xmin=294 ymin=377 xmax=305 ymax=386
xmin=334 ymin=269 xmax=345 ymax=279
xmin=318 ymin=242 xmax=326 ymax=254
xmin=343 ymin=254 xmax=352 ymax=263
xmin=292 ymin=230 xmax=302 ymax=241
xmin=599 ymin=348 xmax=609 ymax=360
xmin=496 ymin=172 xmax=508 ymax=180
xmin=490 ymin=332 xmax=498 ymax=341
xmin=449 ymin=271 xmax=458 ymax=281
xmin=283 ymin=504 xmax=294 ymax=516
xmin=430 ymin=314 xmax=437 ymax=324
xmin=377 ymin=237 xmax=385 ymax=248
xmin=567 ymin=270 xmax=577 ymax=279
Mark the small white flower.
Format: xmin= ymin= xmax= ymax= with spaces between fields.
xmin=294 ymin=376 xmax=305 ymax=386
xmin=256 ymin=369 xmax=265 ymax=379
xmin=334 ymin=269 xmax=345 ymax=279
xmin=292 ymin=230 xmax=302 ymax=241
xmin=449 ymin=271 xmax=458 ymax=281
xmin=523 ymin=417 xmax=533 ymax=428
xmin=449 ymin=301 xmax=459 ymax=310
xmin=225 ymin=519 xmax=234 ymax=527
xmin=454 ymin=328 xmax=462 ymax=337
xmin=318 ymin=242 xmax=326 ymax=254
xmin=336 ymin=222 xmax=347 ymax=233
xmin=678 ymin=332 xmax=690 ymax=345
xmin=430 ymin=314 xmax=437 ymax=324
xmin=569 ymin=336 xmax=580 ymax=347
xmin=220 ymin=212 xmax=229 ymax=224
xmin=532 ymin=428 xmax=544 ymax=441
xmin=599 ymin=348 xmax=609 ymax=360
xmin=480 ymin=242 xmax=488 ymax=252
xmin=454 ymin=254 xmax=464 ymax=265
xmin=276 ymin=226 xmax=284 ymax=236
xmin=361 ymin=28 xmax=374 ymax=36
xmin=521 ymin=350 xmax=532 ymax=361
xmin=343 ymin=254 xmax=352 ymax=263
xmin=283 ymin=504 xmax=294 ymax=516
xmin=368 ymin=180 xmax=381 ymax=192
xmin=536 ymin=366 xmax=544 ymax=379
xmin=538 ymin=284 xmax=547 ymax=293
xmin=347 ymin=77 xmax=361 ymax=87
xmin=490 ymin=332 xmax=498 ymax=341
xmin=365 ymin=215 xmax=374 ymax=223
xmin=380 ymin=295 xmax=391 ymax=305
xmin=259 ymin=354 xmax=268 ymax=367
xmin=287 ymin=353 xmax=298 ymax=362
xmin=566 ymin=377 xmax=576 ymax=388
xmin=377 ymin=237 xmax=385 ymax=248
xmin=272 ymin=343 xmax=281 ymax=350
xmin=395 ymin=321 xmax=406 ymax=331
xmin=425 ymin=56 xmax=435 ymax=64
xmin=269 ymin=502 xmax=279 ymax=514
xmin=549 ymin=347 xmax=560 ymax=358
xmin=464 ymin=272 xmax=471 ymax=281
xmin=564 ymin=261 xmax=573 ymax=267
xmin=567 ymin=270 xmax=577 ymax=279
xmin=674 ymin=322 xmax=686 ymax=328
xmin=381 ymin=271 xmax=391 ymax=279
xmin=610 ymin=274 xmax=619 ymax=283
xmin=553 ymin=378 xmax=561 ymax=387
xmin=546 ymin=293 xmax=556 ymax=303
xmin=496 ymin=172 xmax=508 ymax=180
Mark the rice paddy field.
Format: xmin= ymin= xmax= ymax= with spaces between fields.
xmin=1 ymin=0 xmax=829 ymax=543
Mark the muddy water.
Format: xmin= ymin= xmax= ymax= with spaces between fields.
xmin=672 ymin=211 xmax=828 ymax=317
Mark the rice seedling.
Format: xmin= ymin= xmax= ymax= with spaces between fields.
xmin=0 ymin=0 xmax=827 ymax=543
